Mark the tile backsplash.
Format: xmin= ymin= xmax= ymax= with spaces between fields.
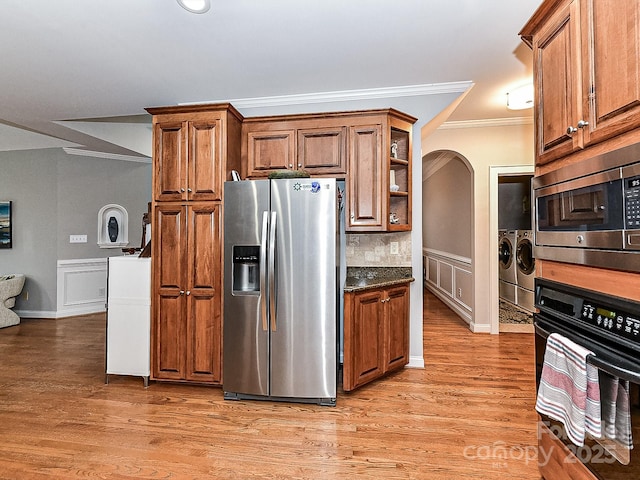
xmin=345 ymin=232 xmax=412 ymax=267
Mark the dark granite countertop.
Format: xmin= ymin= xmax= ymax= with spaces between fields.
xmin=344 ymin=267 xmax=414 ymax=292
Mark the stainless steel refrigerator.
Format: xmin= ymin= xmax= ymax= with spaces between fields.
xmin=223 ymin=178 xmax=341 ymax=406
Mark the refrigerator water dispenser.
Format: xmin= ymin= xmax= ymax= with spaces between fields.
xmin=232 ymin=246 xmax=260 ymax=293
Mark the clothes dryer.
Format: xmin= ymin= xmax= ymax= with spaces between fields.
xmin=515 ymin=230 xmax=535 ymax=312
xmin=515 ymin=230 xmax=535 ymax=290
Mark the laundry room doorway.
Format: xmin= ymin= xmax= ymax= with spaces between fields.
xmin=490 ymin=167 xmax=534 ymax=333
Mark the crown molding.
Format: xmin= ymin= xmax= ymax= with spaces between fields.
xmin=63 ymin=147 xmax=151 ymax=163
xmin=440 ymin=116 xmax=533 ymax=129
xmin=180 ymin=82 xmax=473 ymax=109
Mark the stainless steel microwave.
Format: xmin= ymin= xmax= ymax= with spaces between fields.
xmin=533 ymin=143 xmax=640 ymax=272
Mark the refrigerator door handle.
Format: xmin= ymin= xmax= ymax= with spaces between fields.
xmin=260 ymin=211 xmax=269 ymax=332
xmin=268 ymin=211 xmax=277 ymax=332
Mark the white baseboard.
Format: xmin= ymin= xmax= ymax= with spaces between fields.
xmin=407 ymin=355 xmax=425 ymax=368
xmin=16 ymin=307 xmax=105 ymax=319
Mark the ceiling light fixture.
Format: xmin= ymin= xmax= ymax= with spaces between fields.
xmin=506 ymin=83 xmax=534 ymax=110
xmin=177 ymin=0 xmax=210 ymax=14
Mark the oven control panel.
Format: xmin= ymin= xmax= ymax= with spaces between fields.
xmin=581 ymin=302 xmax=640 ymax=344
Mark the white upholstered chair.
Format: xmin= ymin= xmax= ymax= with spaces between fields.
xmin=0 ymin=274 xmax=25 ymax=328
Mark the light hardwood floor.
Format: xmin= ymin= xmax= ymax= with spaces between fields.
xmin=0 ymin=290 xmax=540 ymax=479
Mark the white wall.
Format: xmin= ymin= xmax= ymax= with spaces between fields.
xmin=422 ymin=121 xmax=534 ymax=332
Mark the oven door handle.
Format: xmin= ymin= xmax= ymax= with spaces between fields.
xmin=535 ymin=320 xmax=640 ymax=384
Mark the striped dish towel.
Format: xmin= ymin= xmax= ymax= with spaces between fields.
xmin=600 ymin=372 xmax=633 ymax=450
xmin=535 ymin=333 xmax=601 ymax=446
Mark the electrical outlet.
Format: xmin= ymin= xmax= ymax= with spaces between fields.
xmin=390 ymin=242 xmax=399 ymax=255
xmin=457 ymin=288 xmax=462 ymax=298
xmin=69 ymin=234 xmax=87 ymax=243
xmin=98 ymin=287 xmax=105 ymax=297
xmin=23 ymin=291 xmax=28 ymax=301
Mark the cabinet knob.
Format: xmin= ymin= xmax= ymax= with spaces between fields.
xmin=297 ymin=163 xmax=302 ymax=168
xmin=180 ymin=188 xmax=186 ymax=192
xmin=180 ymin=290 xmax=185 ymax=295
xmin=577 ymin=120 xmax=589 ymax=129
xmin=289 ymin=164 xmax=293 ymax=169
xmin=566 ymin=125 xmax=578 ymax=134
xmin=187 ymin=188 xmax=192 ymax=193
xmin=186 ymin=290 xmax=191 ymax=296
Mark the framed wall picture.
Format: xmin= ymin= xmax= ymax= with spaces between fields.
xmin=0 ymin=201 xmax=12 ymax=249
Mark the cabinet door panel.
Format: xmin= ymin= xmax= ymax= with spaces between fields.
xmin=348 ymin=125 xmax=383 ymax=229
xmin=385 ymin=285 xmax=409 ymax=372
xmin=343 ymin=290 xmax=385 ymax=391
xmin=535 ymin=1 xmax=581 ymax=164
xmin=246 ymin=130 xmax=295 ymax=176
xmin=154 ymin=121 xmax=187 ymax=201
xmin=297 ymin=126 xmax=347 ymax=174
xmin=155 ymin=293 xmax=186 ymax=379
xmin=190 ymin=119 xmax=223 ymax=201
xmin=186 ymin=292 xmax=221 ymax=382
xmin=153 ymin=205 xmax=188 ymax=380
xmin=584 ymin=0 xmax=640 ymax=144
xmin=188 ymin=204 xmax=220 ymax=290
xmin=186 ymin=204 xmax=221 ymax=383
xmin=155 ymin=205 xmax=185 ymax=289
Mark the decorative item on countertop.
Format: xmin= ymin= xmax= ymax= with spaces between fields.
xmin=390 ymin=212 xmax=399 ymax=224
xmin=267 ymin=170 xmax=311 ymax=179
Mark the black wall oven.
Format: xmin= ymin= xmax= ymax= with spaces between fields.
xmin=534 ymin=278 xmax=640 ymax=479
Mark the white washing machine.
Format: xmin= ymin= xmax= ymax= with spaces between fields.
xmin=515 ymin=230 xmax=535 ymax=312
xmin=498 ymin=230 xmax=518 ymax=305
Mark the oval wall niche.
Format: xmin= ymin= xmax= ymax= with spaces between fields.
xmin=97 ymin=204 xmax=129 ymax=248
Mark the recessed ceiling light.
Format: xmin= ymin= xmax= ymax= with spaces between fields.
xmin=177 ymin=0 xmax=210 ymax=14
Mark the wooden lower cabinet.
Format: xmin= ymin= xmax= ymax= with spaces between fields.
xmin=343 ymin=283 xmax=410 ymax=391
xmin=152 ymin=202 xmax=222 ymax=384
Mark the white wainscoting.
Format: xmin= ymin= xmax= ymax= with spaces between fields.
xmin=423 ymin=248 xmax=472 ymax=326
xmin=56 ymin=258 xmax=107 ymax=318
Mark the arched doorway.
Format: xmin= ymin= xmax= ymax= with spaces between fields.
xmin=422 ymin=150 xmax=474 ymax=328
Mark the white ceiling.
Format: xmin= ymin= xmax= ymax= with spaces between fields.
xmin=0 ymin=0 xmax=539 ymax=158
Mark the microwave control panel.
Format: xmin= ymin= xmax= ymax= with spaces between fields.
xmin=624 ymin=176 xmax=640 ymax=228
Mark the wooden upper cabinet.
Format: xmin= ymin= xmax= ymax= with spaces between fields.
xmin=521 ymin=0 xmax=640 ymax=165
xmin=348 ymin=124 xmax=384 ymax=230
xmin=154 ymin=121 xmax=188 ymax=202
xmin=297 ymin=126 xmax=347 ymax=174
xmin=243 ymin=119 xmax=347 ymax=178
xmin=347 ymin=111 xmax=415 ymax=232
xmin=188 ymin=119 xmax=223 ymax=202
xmin=246 ymin=129 xmax=296 ymax=176
xmin=583 ymin=0 xmax=640 ymax=145
xmin=147 ymin=104 xmax=243 ymax=201
xmin=532 ymin=0 xmax=580 ymax=163
xmin=242 ymin=109 xmax=415 ymax=232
